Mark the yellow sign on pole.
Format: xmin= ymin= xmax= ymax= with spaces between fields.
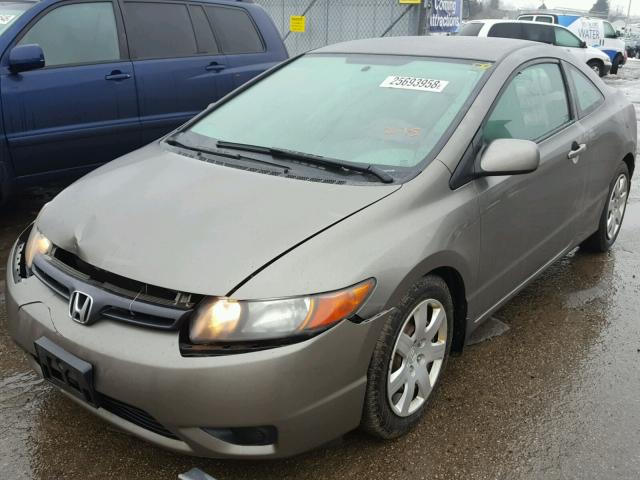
xmin=290 ymin=15 xmax=306 ymax=33
xmin=399 ymin=0 xmax=421 ymax=4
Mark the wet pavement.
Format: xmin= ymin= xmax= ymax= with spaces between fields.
xmin=2 ymin=64 xmax=640 ymax=480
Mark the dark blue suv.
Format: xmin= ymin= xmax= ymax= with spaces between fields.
xmin=0 ymin=0 xmax=287 ymax=201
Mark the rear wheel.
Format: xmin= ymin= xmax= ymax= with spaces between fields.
xmin=587 ymin=60 xmax=604 ymax=77
xmin=581 ymin=162 xmax=630 ymax=252
xmin=361 ymin=275 xmax=453 ymax=439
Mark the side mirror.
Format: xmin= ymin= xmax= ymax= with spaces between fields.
xmin=616 ymin=30 xmax=622 ymax=38
xmin=9 ymin=44 xmax=45 ymax=73
xmin=479 ymin=139 xmax=540 ymax=176
xmin=580 ymin=40 xmax=587 ymax=48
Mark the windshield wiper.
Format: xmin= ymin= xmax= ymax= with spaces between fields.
xmin=165 ymin=135 xmax=290 ymax=172
xmin=216 ymin=140 xmax=394 ymax=184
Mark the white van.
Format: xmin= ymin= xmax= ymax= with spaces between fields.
xmin=459 ymin=20 xmax=613 ymax=76
xmin=517 ymin=12 xmax=626 ymax=73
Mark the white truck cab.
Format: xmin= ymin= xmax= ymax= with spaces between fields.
xmin=459 ymin=20 xmax=613 ymax=76
xmin=517 ymin=12 xmax=626 ymax=73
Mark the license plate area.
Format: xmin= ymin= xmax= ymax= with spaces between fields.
xmin=34 ymin=337 xmax=100 ymax=407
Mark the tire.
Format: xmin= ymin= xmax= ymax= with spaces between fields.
xmin=587 ymin=60 xmax=604 ymax=77
xmin=361 ymin=275 xmax=454 ymax=439
xmin=610 ymin=54 xmax=622 ymax=75
xmin=581 ymin=162 xmax=630 ymax=253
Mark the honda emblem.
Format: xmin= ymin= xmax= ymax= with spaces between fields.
xmin=69 ymin=291 xmax=94 ymax=324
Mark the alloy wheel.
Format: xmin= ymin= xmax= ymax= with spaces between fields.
xmin=606 ymin=173 xmax=629 ymax=240
xmin=387 ymin=298 xmax=447 ymax=417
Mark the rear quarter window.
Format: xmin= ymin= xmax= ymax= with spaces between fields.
xmin=205 ymin=6 xmax=264 ymax=54
xmin=488 ymin=23 xmax=523 ymax=39
xmin=521 ymin=24 xmax=554 ymax=44
xmin=458 ymin=22 xmax=483 ymax=36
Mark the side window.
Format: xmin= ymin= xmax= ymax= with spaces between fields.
xmin=535 ymin=16 xmax=553 ymax=23
xmin=189 ymin=5 xmax=219 ymax=54
xmin=485 ymin=63 xmax=570 ymax=142
xmin=123 ymin=2 xmax=197 ymax=59
xmin=554 ymin=27 xmax=582 ymax=47
xmin=603 ymin=22 xmax=617 ymax=39
xmin=18 ymin=2 xmax=120 ymax=67
xmin=487 ymin=23 xmax=523 ymax=39
xmin=567 ymin=64 xmax=604 ymax=116
xmin=518 ymin=15 xmax=533 ymax=21
xmin=205 ymin=6 xmax=263 ymax=54
xmin=521 ymin=24 xmax=554 ymax=44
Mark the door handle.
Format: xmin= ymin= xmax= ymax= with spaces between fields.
xmin=105 ymin=70 xmax=131 ymax=81
xmin=205 ymin=62 xmax=226 ymax=72
xmin=568 ymin=141 xmax=587 ymax=161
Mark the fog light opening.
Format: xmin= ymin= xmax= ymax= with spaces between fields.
xmin=202 ymin=426 xmax=277 ymax=446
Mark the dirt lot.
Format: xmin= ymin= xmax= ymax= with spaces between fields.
xmin=1 ymin=63 xmax=639 ymax=480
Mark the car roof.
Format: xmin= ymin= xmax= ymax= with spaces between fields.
xmin=312 ymin=36 xmax=539 ymax=62
xmin=468 ymin=19 xmax=577 ymax=32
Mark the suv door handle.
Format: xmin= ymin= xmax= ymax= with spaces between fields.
xmin=105 ymin=70 xmax=131 ymax=81
xmin=205 ymin=62 xmax=226 ymax=72
xmin=568 ymin=141 xmax=587 ymax=161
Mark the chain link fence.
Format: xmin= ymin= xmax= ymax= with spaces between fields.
xmin=255 ymin=0 xmax=421 ymax=56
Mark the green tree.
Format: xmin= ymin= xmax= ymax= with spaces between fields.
xmin=589 ymin=0 xmax=609 ymax=15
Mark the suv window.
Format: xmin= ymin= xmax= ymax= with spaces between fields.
xmin=487 ymin=23 xmax=522 ymax=39
xmin=205 ymin=6 xmax=263 ymax=54
xmin=603 ymin=21 xmax=617 ymax=39
xmin=458 ymin=22 xmax=484 ymax=36
xmin=521 ymin=23 xmax=554 ymax=44
xmin=18 ymin=2 xmax=120 ymax=67
xmin=518 ymin=15 xmax=533 ymax=21
xmin=485 ymin=63 xmax=570 ymax=142
xmin=189 ymin=5 xmax=219 ymax=54
xmin=535 ymin=16 xmax=553 ymax=23
xmin=554 ymin=26 xmax=582 ymax=47
xmin=124 ymin=2 xmax=197 ymax=59
xmin=567 ymin=64 xmax=604 ymax=116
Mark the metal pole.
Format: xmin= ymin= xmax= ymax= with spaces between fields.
xmin=418 ymin=0 xmax=429 ymax=36
xmin=625 ymin=0 xmax=632 ymax=34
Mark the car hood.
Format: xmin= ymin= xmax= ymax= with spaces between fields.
xmin=37 ymin=143 xmax=400 ymax=296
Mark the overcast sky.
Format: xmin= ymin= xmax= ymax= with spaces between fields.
xmin=503 ymin=0 xmax=639 ymax=17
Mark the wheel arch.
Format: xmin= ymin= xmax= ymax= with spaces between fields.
xmin=428 ymin=266 xmax=468 ymax=353
xmin=623 ymin=152 xmax=635 ymax=178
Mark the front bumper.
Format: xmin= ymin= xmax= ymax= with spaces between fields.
xmin=5 ymin=244 xmax=389 ymax=459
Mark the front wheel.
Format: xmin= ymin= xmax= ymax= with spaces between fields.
xmin=581 ymin=162 xmax=630 ymax=252
xmin=361 ymin=275 xmax=453 ymax=439
xmin=610 ymin=54 xmax=622 ymax=75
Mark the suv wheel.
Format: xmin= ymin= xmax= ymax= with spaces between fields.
xmin=361 ymin=275 xmax=453 ymax=439
xmin=587 ymin=59 xmax=604 ymax=77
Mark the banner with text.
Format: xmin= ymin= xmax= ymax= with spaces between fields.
xmin=429 ymin=0 xmax=461 ymax=33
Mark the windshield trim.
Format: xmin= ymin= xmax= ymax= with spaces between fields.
xmin=172 ymin=52 xmax=496 ymax=185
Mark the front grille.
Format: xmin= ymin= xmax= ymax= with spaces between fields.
xmin=31 ymin=249 xmax=199 ymax=330
xmin=99 ymin=393 xmax=179 ymax=440
xmin=53 ymin=248 xmax=200 ymax=308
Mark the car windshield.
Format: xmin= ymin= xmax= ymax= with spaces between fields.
xmin=0 ymin=2 xmax=30 ymax=35
xmin=188 ymin=54 xmax=490 ymax=174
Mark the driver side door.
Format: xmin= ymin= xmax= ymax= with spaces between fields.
xmin=473 ymin=60 xmax=588 ymax=319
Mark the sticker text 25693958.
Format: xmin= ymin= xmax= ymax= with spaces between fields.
xmin=379 ymin=76 xmax=449 ymax=93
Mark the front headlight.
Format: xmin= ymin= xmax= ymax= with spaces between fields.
xmin=189 ymin=278 xmax=375 ymax=343
xmin=24 ymin=227 xmax=52 ymax=269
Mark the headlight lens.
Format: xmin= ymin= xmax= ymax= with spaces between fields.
xmin=24 ymin=228 xmax=52 ymax=269
xmin=189 ymin=278 xmax=375 ymax=343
